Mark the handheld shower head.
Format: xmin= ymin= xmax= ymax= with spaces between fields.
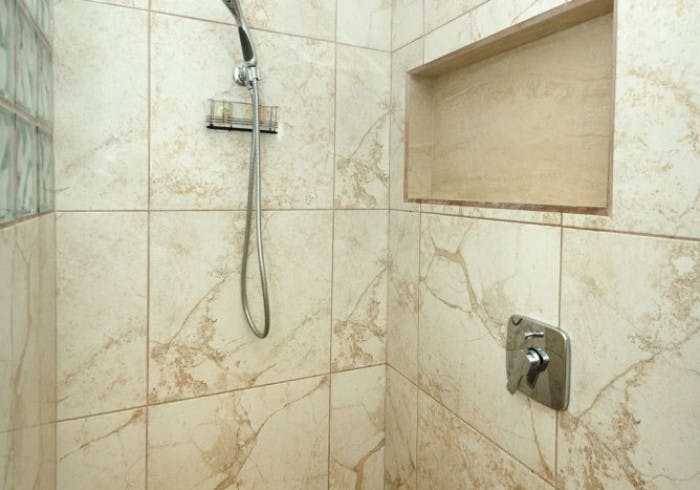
xmin=221 ymin=0 xmax=257 ymax=67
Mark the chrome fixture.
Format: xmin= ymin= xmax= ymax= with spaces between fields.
xmin=220 ymin=0 xmax=270 ymax=339
xmin=506 ymin=315 xmax=570 ymax=410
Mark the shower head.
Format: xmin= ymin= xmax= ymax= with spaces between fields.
xmin=221 ymin=0 xmax=257 ymax=67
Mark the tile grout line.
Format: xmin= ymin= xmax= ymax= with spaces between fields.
xmin=145 ymin=0 xmax=152 ymax=488
xmin=555 ymin=218 xmax=565 ymax=488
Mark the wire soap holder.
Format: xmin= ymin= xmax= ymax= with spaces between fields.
xmin=206 ymin=99 xmax=279 ymax=133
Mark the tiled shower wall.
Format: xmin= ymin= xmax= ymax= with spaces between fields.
xmin=53 ymin=0 xmax=391 ymax=488
xmin=0 ymin=0 xmax=56 ymax=487
xmin=386 ymin=0 xmax=699 ymax=489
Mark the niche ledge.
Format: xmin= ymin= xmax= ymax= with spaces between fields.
xmin=405 ymin=0 xmax=615 ymax=214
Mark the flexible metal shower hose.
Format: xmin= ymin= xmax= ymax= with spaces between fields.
xmin=240 ymin=77 xmax=270 ymax=338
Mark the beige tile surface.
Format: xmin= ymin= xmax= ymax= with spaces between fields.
xmin=149 ymin=211 xmax=332 ymax=403
xmin=148 ymin=376 xmax=330 ymax=490
xmin=335 ymin=45 xmax=390 ymax=209
xmin=54 ymin=0 xmax=148 ymax=210
xmin=385 ymin=367 xmax=417 ymax=490
xmin=150 ymin=15 xmax=335 ymax=210
xmin=392 ymin=0 xmax=423 ymax=50
xmin=337 ymin=0 xmax=392 ymax=51
xmin=387 ymin=210 xmax=419 ymax=382
xmin=419 ymin=213 xmax=559 ymax=481
xmin=330 ymin=366 xmax=385 ymax=489
xmin=2 ymin=424 xmax=56 ymax=490
xmin=423 ymin=0 xmax=486 ymax=32
xmin=0 ymin=226 xmax=13 ymax=433
xmin=417 ymin=390 xmax=552 ymax=489
xmin=563 ymin=0 xmax=700 ymax=238
xmin=558 ymin=229 xmax=700 ymax=489
xmin=332 ymin=211 xmax=388 ymax=371
xmin=57 ymin=409 xmax=146 ymax=490
xmin=56 ymin=212 xmax=148 ymax=418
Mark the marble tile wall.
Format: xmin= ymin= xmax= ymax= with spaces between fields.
xmin=0 ymin=0 xmax=56 ymax=487
xmin=386 ymin=0 xmax=700 ymax=489
xmin=52 ymin=0 xmax=391 ymax=488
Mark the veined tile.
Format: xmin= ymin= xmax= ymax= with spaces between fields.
xmin=335 ymin=45 xmax=390 ymax=209
xmin=387 ymin=210 xmax=419 ymax=382
xmin=0 ymin=226 xmax=13 ymax=432
xmin=419 ymin=213 xmax=559 ymax=480
xmin=332 ymin=211 xmax=388 ymax=371
xmin=558 ymin=229 xmax=700 ymax=489
xmin=37 ymin=213 xmax=56 ymax=426
xmin=563 ymin=0 xmax=700 ymax=238
xmin=423 ymin=0 xmax=485 ymax=33
xmin=385 ymin=367 xmax=417 ymax=490
xmin=417 ymin=391 xmax=551 ymax=489
xmin=2 ymin=424 xmax=56 ymax=489
xmin=330 ymin=366 xmax=385 ymax=490
xmin=149 ymin=211 xmax=332 ymax=403
xmin=392 ymin=0 xmax=423 ymax=51
xmin=57 ymin=409 xmax=146 ymax=490
xmin=56 ymin=212 xmax=148 ymax=418
xmin=337 ymin=0 xmax=392 ymax=51
xmin=150 ymin=16 xmax=335 ymax=210
xmin=148 ymin=376 xmax=329 ymax=490
xmin=54 ymin=0 xmax=148 ymax=210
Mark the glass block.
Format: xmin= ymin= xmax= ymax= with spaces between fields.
xmin=16 ymin=7 xmax=38 ymax=116
xmin=15 ymin=118 xmax=37 ymax=217
xmin=0 ymin=107 xmax=14 ymax=223
xmin=37 ymin=39 xmax=51 ymax=123
xmin=37 ymin=0 xmax=51 ymax=41
xmin=37 ymin=129 xmax=52 ymax=212
xmin=0 ymin=0 xmax=14 ymax=100
xmin=22 ymin=0 xmax=37 ymax=23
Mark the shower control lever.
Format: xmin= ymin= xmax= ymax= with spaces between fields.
xmin=506 ymin=347 xmax=549 ymax=393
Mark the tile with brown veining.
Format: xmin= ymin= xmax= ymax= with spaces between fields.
xmin=0 ymin=225 xmax=13 ymax=433
xmin=330 ymin=366 xmax=385 ymax=489
xmin=419 ymin=213 xmax=559 ymax=481
xmin=1 ymin=424 xmax=56 ymax=490
xmin=417 ymin=391 xmax=551 ymax=489
xmin=150 ymin=15 xmax=335 ymax=210
xmin=390 ymin=40 xmax=422 ymax=212
xmin=148 ymin=375 xmax=329 ymax=490
xmin=335 ymin=45 xmax=390 ymax=209
xmin=385 ymin=367 xmax=417 ymax=490
xmin=54 ymin=0 xmax=148 ymax=210
xmin=57 ymin=408 xmax=146 ymax=490
xmin=387 ymin=210 xmax=420 ymax=382
xmin=392 ymin=0 xmax=424 ymax=51
xmin=423 ymin=0 xmax=486 ymax=32
xmin=563 ymin=0 xmax=700 ymax=238
xmin=149 ymin=211 xmax=332 ymax=403
xmin=558 ymin=229 xmax=700 ymax=489
xmin=337 ymin=0 xmax=392 ymax=51
xmin=38 ymin=214 xmax=56 ymax=427
xmin=332 ymin=211 xmax=388 ymax=371
xmin=56 ymin=212 xmax=148 ymax=419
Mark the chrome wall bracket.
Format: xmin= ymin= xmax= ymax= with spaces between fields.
xmin=506 ymin=315 xmax=570 ymax=410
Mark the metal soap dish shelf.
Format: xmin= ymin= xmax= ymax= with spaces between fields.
xmin=206 ymin=99 xmax=279 ymax=134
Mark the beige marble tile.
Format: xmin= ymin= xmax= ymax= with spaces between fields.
xmin=558 ymin=229 xmax=700 ymax=489
xmin=392 ymin=0 xmax=423 ymax=51
xmin=0 ymin=226 xmax=13 ymax=433
xmin=417 ymin=391 xmax=551 ymax=489
xmin=150 ymin=16 xmax=335 ymax=210
xmin=54 ymin=0 xmax=148 ymax=210
xmin=1 ymin=424 xmax=56 ymax=490
xmin=419 ymin=213 xmax=559 ymax=481
xmin=148 ymin=375 xmax=329 ymax=490
xmin=390 ymin=40 xmax=422 ymax=212
xmin=56 ymin=212 xmax=148 ymax=419
xmin=424 ymin=0 xmax=568 ymax=62
xmin=149 ymin=211 xmax=332 ymax=403
xmin=385 ymin=367 xmax=417 ymax=490
xmin=97 ymin=0 xmax=148 ymax=8
xmin=563 ymin=1 xmax=700 ymax=238
xmin=421 ymin=203 xmax=562 ymax=226
xmin=38 ymin=214 xmax=56 ymax=427
xmin=57 ymin=409 xmax=146 ymax=490
xmin=335 ymin=45 xmax=390 ymax=209
xmin=151 ymin=0 xmax=336 ymax=41
xmin=337 ymin=0 xmax=392 ymax=51
xmin=387 ymin=211 xmax=419 ymax=382
xmin=330 ymin=366 xmax=385 ymax=490
xmin=332 ymin=211 xmax=388 ymax=371
xmin=423 ymin=0 xmax=485 ymax=33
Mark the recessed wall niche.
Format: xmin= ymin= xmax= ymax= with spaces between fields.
xmin=405 ymin=0 xmax=615 ymax=214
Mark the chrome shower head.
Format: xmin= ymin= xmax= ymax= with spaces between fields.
xmin=221 ymin=0 xmax=257 ymax=67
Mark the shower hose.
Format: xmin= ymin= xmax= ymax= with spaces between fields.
xmin=240 ymin=77 xmax=271 ymax=338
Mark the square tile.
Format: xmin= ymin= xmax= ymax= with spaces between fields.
xmin=0 ymin=107 xmax=14 ymax=223
xmin=15 ymin=118 xmax=37 ymax=217
xmin=337 ymin=0 xmax=392 ymax=51
xmin=0 ymin=0 xmax=14 ymax=100
xmin=16 ymin=7 xmax=37 ymax=115
xmin=392 ymin=0 xmax=423 ymax=50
